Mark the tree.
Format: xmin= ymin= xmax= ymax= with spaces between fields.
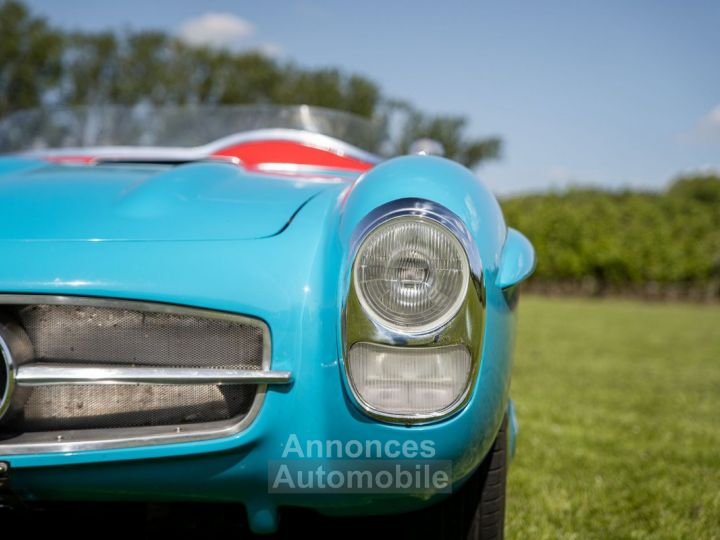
xmin=668 ymin=173 xmax=720 ymax=206
xmin=0 ymin=0 xmax=63 ymax=116
xmin=388 ymin=101 xmax=501 ymax=168
xmin=0 ymin=0 xmax=502 ymax=166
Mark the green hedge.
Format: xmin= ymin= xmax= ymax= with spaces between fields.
xmin=500 ymin=174 xmax=720 ymax=296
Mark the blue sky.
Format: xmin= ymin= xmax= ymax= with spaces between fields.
xmin=23 ymin=0 xmax=720 ymax=194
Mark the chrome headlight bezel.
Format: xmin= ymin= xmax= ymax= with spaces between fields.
xmin=351 ymin=215 xmax=471 ymax=335
xmin=342 ymin=199 xmax=486 ymax=425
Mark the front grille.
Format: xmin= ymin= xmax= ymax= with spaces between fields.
xmin=20 ymin=384 xmax=256 ymax=431
xmin=19 ymin=304 xmax=264 ymax=369
xmin=0 ymin=298 xmax=269 ymax=438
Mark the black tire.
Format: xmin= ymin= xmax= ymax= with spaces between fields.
xmin=465 ymin=415 xmax=508 ymax=540
xmin=405 ymin=415 xmax=508 ymax=540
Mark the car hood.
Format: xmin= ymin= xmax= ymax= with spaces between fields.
xmin=0 ymin=158 xmax=346 ymax=241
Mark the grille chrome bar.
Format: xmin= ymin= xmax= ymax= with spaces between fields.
xmin=15 ymin=364 xmax=292 ymax=386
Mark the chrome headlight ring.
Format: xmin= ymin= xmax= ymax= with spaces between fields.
xmin=352 ymin=215 xmax=471 ymax=335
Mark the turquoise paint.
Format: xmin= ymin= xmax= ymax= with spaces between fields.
xmin=497 ymin=228 xmax=537 ymax=289
xmin=0 ymin=160 xmax=331 ymax=241
xmin=0 ymin=154 xmax=532 ymax=533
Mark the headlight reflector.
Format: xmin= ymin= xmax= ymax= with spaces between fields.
xmin=353 ymin=217 xmax=469 ymax=333
xmin=347 ymin=342 xmax=471 ymax=416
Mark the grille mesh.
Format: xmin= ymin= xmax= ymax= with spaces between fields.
xmin=20 ymin=384 xmax=256 ymax=431
xmin=18 ymin=305 xmax=264 ymax=369
xmin=2 ymin=303 xmax=266 ymax=433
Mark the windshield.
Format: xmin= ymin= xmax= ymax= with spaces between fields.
xmin=0 ymin=105 xmax=387 ymax=154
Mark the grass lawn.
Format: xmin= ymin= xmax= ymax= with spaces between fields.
xmin=506 ymin=295 xmax=720 ymax=539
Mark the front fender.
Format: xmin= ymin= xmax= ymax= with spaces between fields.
xmin=335 ymin=155 xmax=520 ymax=480
xmin=339 ymin=155 xmax=507 ymax=277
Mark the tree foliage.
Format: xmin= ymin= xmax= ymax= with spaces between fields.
xmin=0 ymin=1 xmax=500 ymax=165
xmin=0 ymin=0 xmax=62 ymax=117
xmin=501 ymin=175 xmax=720 ymax=296
xmin=389 ymin=103 xmax=501 ymax=168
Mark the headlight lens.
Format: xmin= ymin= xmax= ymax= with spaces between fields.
xmin=353 ymin=217 xmax=470 ymax=333
xmin=348 ymin=342 xmax=471 ymax=416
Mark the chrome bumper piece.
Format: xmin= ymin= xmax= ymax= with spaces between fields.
xmin=15 ymin=365 xmax=292 ymax=386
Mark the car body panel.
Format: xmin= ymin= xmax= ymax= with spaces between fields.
xmin=0 ymin=147 xmax=530 ymax=532
xmin=0 ymin=159 xmax=340 ymax=241
xmin=497 ymin=228 xmax=537 ymax=289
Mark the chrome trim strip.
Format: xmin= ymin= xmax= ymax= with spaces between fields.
xmin=254 ymin=162 xmax=359 ymax=179
xmin=0 ymin=319 xmax=32 ymax=421
xmin=0 ymin=332 xmax=15 ymax=420
xmin=0 ymin=399 xmax=267 ymax=454
xmin=0 ymin=294 xmax=276 ymax=455
xmin=15 ymin=365 xmax=292 ymax=386
xmin=23 ymin=128 xmax=382 ymax=166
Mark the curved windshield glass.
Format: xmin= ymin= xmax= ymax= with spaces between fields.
xmin=0 ymin=105 xmax=387 ymax=154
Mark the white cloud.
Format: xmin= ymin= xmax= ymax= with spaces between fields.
xmin=256 ymin=42 xmax=284 ymax=58
xmin=178 ymin=13 xmax=255 ymax=49
xmin=699 ymin=104 xmax=720 ymax=131
xmin=679 ymin=103 xmax=720 ymax=144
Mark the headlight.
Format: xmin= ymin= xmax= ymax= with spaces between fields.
xmin=352 ymin=216 xmax=470 ymax=333
xmin=347 ymin=342 xmax=471 ymax=416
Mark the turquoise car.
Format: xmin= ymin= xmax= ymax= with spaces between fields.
xmin=0 ymin=106 xmax=534 ymax=538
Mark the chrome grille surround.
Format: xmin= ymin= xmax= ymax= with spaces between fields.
xmin=0 ymin=333 xmax=13 ymax=420
xmin=0 ymin=295 xmax=283 ymax=455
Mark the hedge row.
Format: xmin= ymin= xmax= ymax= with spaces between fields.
xmin=500 ymin=174 xmax=720 ymax=298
